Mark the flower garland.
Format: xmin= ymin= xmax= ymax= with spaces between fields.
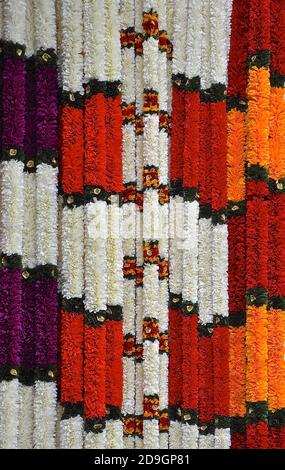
xmin=0 ymin=0 xmax=58 ymax=449
xmin=83 ymin=0 xmax=124 ymax=450
xmin=226 ymin=0 xmax=248 ymax=448
xmin=157 ymin=0 xmax=171 ymax=450
xmin=197 ymin=0 xmax=231 ymax=450
xmin=120 ymin=0 xmax=137 ymax=450
xmin=0 ymin=0 xmax=26 ymax=449
xmin=32 ymin=0 xmax=58 ymax=449
xmin=197 ymin=0 xmax=214 ymax=450
xmin=134 ymin=0 xmax=144 ymax=448
xmin=142 ymin=0 xmax=161 ymax=449
xmin=169 ymin=0 xmax=187 ymax=450
xmin=105 ymin=0 xmax=124 ymax=449
xmin=245 ymin=0 xmax=271 ymax=449
xmin=83 ymin=0 xmax=107 ymax=450
xmin=59 ymin=0 xmax=84 ymax=449
xmin=227 ymin=0 xmax=248 ymax=449
xmin=180 ymin=0 xmax=202 ymax=450
xmin=268 ymin=0 xmax=285 ymax=448
xmin=209 ymin=0 xmax=231 ymax=450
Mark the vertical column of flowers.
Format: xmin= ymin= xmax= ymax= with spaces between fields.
xmin=32 ymin=0 xmax=58 ymax=448
xmin=157 ymin=0 xmax=170 ymax=450
xmin=120 ymin=0 xmax=137 ymax=449
xmin=168 ymin=0 xmax=187 ymax=450
xmin=58 ymin=0 xmax=85 ymax=449
xmin=142 ymin=1 xmax=160 ymax=449
xmin=82 ymin=0 xmax=107 ymax=450
xmin=198 ymin=0 xmax=214 ymax=450
xmin=209 ymin=0 xmax=232 ymax=450
xmin=134 ymin=0 xmax=144 ymax=448
xmin=267 ymin=0 xmax=285 ymax=449
xmin=0 ymin=0 xmax=26 ymax=449
xmin=104 ymin=0 xmax=124 ymax=449
xmin=180 ymin=0 xmax=202 ymax=450
xmin=245 ymin=0 xmax=270 ymax=449
xmin=227 ymin=0 xmax=248 ymax=449
xmin=18 ymin=0 xmax=35 ymax=449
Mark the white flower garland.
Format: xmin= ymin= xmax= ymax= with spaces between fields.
xmin=134 ymin=0 xmax=144 ymax=450
xmin=24 ymin=0 xmax=35 ymax=57
xmin=123 ymin=125 xmax=136 ymax=184
xmin=183 ymin=200 xmax=199 ymax=305
xmin=224 ymin=0 xmax=233 ymax=86
xmin=201 ymin=0 xmax=211 ymax=90
xmin=60 ymin=416 xmax=84 ymax=449
xmin=0 ymin=379 xmax=19 ymax=448
xmin=172 ymin=0 xmax=187 ymax=77
xmin=169 ymin=420 xmax=182 ymax=449
xmin=83 ymin=0 xmax=106 ymax=82
xmin=182 ymin=424 xmax=199 ymax=449
xmin=143 ymin=115 xmax=160 ymax=168
xmin=198 ymin=217 xmax=213 ymax=324
xmin=106 ymin=419 xmax=124 ymax=449
xmin=34 ymin=381 xmax=57 ymax=448
xmin=36 ymin=164 xmax=58 ymax=266
xmin=212 ymin=224 xmax=228 ymax=318
xmin=121 ymin=0 xmax=136 ymax=450
xmin=122 ymin=354 xmax=135 ymax=414
xmin=84 ymin=200 xmax=108 ymax=313
xmin=143 ymin=189 xmax=159 ymax=241
xmin=60 ymin=205 xmax=84 ymax=300
xmin=186 ymin=0 xmax=203 ymax=80
xmin=2 ymin=0 xmax=26 ymax=44
xmin=157 ymin=0 xmax=170 ymax=449
xmin=22 ymin=173 xmax=37 ymax=270
xmin=214 ymin=427 xmax=231 ymax=449
xmin=55 ymin=400 xmax=64 ymax=447
xmin=199 ymin=433 xmax=215 ymax=449
xmin=33 ymin=0 xmax=56 ymax=51
xmin=60 ymin=0 xmax=84 ymax=93
xmin=135 ymin=189 xmax=144 ymax=425
xmin=105 ymin=0 xmax=121 ymax=82
xmin=18 ymin=384 xmax=34 ymax=448
xmin=166 ymin=0 xmax=173 ymax=111
xmin=210 ymin=0 xmax=230 ymax=85
xmin=84 ymin=429 xmax=106 ymax=449
xmin=107 ymin=203 xmax=123 ymax=306
xmin=142 ymin=0 xmax=160 ymax=449
xmin=0 ymin=160 xmax=24 ymax=256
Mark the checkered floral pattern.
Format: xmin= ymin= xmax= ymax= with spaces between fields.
xmin=0 ymin=0 xmax=284 ymax=450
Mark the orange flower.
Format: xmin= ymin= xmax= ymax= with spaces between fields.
xmin=269 ymin=87 xmax=285 ymax=180
xmin=268 ymin=308 xmax=285 ymax=411
xmin=246 ymin=66 xmax=270 ymax=168
xmin=246 ymin=305 xmax=268 ymax=402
